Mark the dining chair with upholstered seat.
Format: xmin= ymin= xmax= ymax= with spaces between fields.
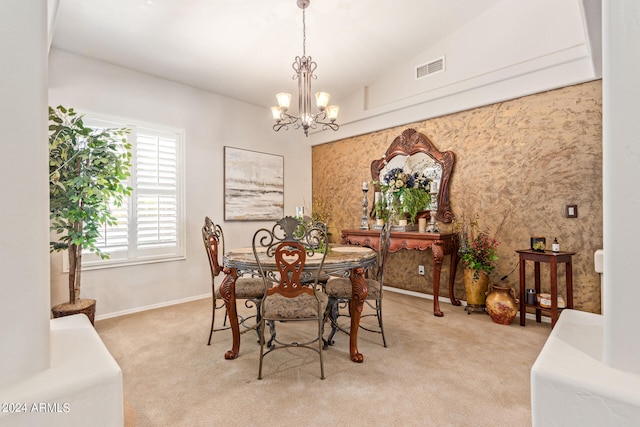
xmin=325 ymin=223 xmax=391 ymax=347
xmin=202 ymin=216 xmax=264 ymax=345
xmin=252 ymin=216 xmax=329 ymax=380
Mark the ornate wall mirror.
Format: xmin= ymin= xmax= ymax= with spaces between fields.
xmin=370 ymin=128 xmax=455 ymax=223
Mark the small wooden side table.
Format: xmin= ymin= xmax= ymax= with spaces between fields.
xmin=516 ymin=249 xmax=575 ymax=328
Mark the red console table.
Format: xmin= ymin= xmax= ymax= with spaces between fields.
xmin=341 ymin=229 xmax=460 ymax=316
xmin=516 ymin=249 xmax=575 ymax=328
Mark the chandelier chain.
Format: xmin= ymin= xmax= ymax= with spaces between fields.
xmin=302 ymin=8 xmax=306 ymax=57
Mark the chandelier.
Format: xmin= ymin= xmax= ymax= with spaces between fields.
xmin=271 ymin=0 xmax=339 ymax=137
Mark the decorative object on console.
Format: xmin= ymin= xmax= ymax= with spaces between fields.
xmin=372 ymin=191 xmax=387 ymax=228
xmin=370 ymin=129 xmax=455 ymax=229
xmin=552 ymin=238 xmax=560 ymax=253
xmin=373 ymin=167 xmax=431 ymax=230
xmin=485 ymin=284 xmax=519 ymax=325
xmin=454 ymin=214 xmax=500 ymax=314
xmin=426 ymin=179 xmax=439 ymax=232
xmin=530 ymin=236 xmax=546 ymax=252
xmin=271 ymin=0 xmax=339 ymax=137
xmin=360 ymin=181 xmax=370 ymax=230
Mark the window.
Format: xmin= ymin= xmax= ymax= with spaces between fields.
xmin=80 ymin=116 xmax=185 ymax=268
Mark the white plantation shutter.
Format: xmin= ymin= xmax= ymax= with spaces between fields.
xmin=135 ymin=130 xmax=178 ymax=252
xmin=81 ymin=117 xmax=184 ymax=268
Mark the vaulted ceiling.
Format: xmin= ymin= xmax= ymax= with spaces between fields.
xmin=50 ymin=0 xmax=503 ymax=110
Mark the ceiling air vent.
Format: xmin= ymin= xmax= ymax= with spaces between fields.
xmin=415 ymin=56 xmax=445 ymax=80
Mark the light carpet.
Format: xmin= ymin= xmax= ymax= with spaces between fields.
xmin=95 ymin=291 xmax=551 ymax=427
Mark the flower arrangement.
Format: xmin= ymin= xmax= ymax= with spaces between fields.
xmin=375 ymin=167 xmax=431 ymax=224
xmin=453 ymin=215 xmax=499 ymax=275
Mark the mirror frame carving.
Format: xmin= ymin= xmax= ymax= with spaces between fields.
xmin=370 ymin=128 xmax=455 ymax=223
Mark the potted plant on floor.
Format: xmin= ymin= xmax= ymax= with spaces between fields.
xmin=454 ymin=214 xmax=499 ymax=314
xmin=49 ymin=105 xmax=132 ymax=324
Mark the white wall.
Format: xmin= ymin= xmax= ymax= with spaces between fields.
xmin=602 ymin=0 xmax=640 ymax=373
xmin=48 ymin=49 xmax=312 ymax=318
xmin=309 ymin=0 xmax=601 ymax=145
xmin=530 ymin=2 xmax=640 ymax=425
xmin=0 ymin=0 xmax=50 ymax=386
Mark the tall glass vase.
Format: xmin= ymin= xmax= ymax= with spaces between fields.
xmin=386 ymin=192 xmax=399 ymax=225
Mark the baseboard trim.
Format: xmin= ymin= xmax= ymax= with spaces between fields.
xmin=384 ymin=286 xmax=551 ymax=323
xmin=95 ymin=293 xmax=211 ymax=321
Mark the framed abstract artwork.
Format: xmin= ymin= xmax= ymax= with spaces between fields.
xmin=224 ymin=146 xmax=284 ymax=221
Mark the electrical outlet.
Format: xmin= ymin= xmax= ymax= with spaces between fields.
xmin=418 ymin=265 xmax=425 ymax=275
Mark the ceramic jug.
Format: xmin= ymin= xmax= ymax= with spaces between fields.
xmin=485 ymin=284 xmax=519 ymax=325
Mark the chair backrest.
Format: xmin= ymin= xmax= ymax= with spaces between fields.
xmin=375 ymin=223 xmax=392 ymax=283
xmin=202 ymin=216 xmax=224 ymax=280
xmin=252 ymin=216 xmax=329 ymax=298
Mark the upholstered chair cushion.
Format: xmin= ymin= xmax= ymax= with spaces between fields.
xmin=263 ymin=291 xmax=328 ymax=320
xmin=213 ymin=277 xmax=264 ymax=300
xmin=325 ymin=277 xmax=381 ymax=299
xmin=235 ymin=277 xmax=266 ymax=299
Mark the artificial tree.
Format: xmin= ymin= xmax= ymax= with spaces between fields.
xmin=49 ymin=105 xmax=131 ymax=323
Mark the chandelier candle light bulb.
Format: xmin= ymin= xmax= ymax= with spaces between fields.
xmin=315 ymin=92 xmax=329 ymax=109
xmin=276 ymin=93 xmax=291 ymax=110
xmin=326 ymin=105 xmax=339 ymax=120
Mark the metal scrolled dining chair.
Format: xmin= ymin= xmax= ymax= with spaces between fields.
xmin=202 ymin=216 xmax=264 ymax=345
xmin=252 ymin=216 xmax=329 ymax=380
xmin=324 ymin=223 xmax=391 ymax=347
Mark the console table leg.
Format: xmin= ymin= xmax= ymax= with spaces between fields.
xmin=448 ymin=251 xmax=461 ymax=306
xmin=432 ymin=243 xmax=444 ymax=317
xmin=534 ymin=262 xmax=542 ymax=323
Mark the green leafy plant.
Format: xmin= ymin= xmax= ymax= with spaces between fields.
xmin=453 ymin=214 xmax=499 ymax=275
xmin=49 ymin=105 xmax=132 ymax=305
xmin=375 ymin=168 xmax=431 ymax=224
xmin=373 ymin=195 xmax=391 ymax=224
xmin=397 ymin=186 xmax=431 ymax=224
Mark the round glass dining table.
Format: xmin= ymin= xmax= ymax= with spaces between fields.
xmin=221 ymin=244 xmax=377 ymax=363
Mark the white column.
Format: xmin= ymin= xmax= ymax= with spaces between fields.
xmin=0 ymin=0 xmax=50 ymax=385
xmin=602 ymin=0 xmax=640 ymax=374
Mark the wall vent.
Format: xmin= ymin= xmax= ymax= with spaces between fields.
xmin=415 ymin=56 xmax=445 ymax=80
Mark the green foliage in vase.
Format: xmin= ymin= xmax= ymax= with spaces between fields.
xmin=397 ymin=187 xmax=431 ymax=224
xmin=374 ymin=167 xmax=431 ymax=224
xmin=49 ymin=105 xmax=132 ymax=305
xmin=374 ymin=195 xmax=391 ymax=224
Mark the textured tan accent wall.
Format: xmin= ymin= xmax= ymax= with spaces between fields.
xmin=312 ymin=81 xmax=603 ymax=314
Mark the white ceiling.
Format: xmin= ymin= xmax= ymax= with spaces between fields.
xmin=51 ymin=0 xmax=503 ymax=109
